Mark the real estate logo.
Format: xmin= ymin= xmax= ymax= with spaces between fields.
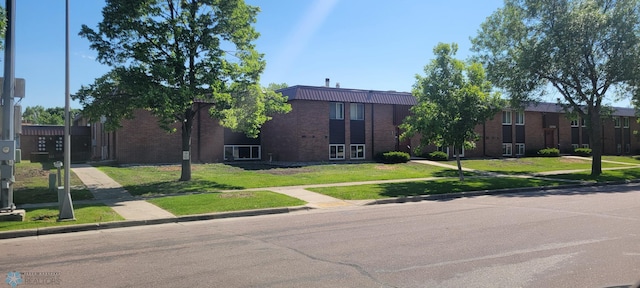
xmin=5 ymin=272 xmax=22 ymax=288
xmin=5 ymin=271 xmax=61 ymax=287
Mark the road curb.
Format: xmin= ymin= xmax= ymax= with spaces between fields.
xmin=0 ymin=205 xmax=314 ymax=240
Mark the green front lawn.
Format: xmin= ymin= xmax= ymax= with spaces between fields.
xmin=0 ymin=204 xmax=124 ymax=232
xmin=14 ymin=161 xmax=93 ymax=205
xmin=450 ymin=157 xmax=629 ymax=175
xmin=148 ymin=191 xmax=306 ymax=216
xmin=100 ymin=162 xmax=455 ymax=196
xmin=601 ymin=155 xmax=640 ymax=165
xmin=308 ymin=177 xmax=567 ymax=200
xmin=545 ymin=167 xmax=640 ymax=182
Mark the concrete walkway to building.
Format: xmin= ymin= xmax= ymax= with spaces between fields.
xmin=71 ymin=164 xmax=176 ymax=221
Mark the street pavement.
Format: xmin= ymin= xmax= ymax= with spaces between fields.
xmin=1 ymin=183 xmax=638 ymax=287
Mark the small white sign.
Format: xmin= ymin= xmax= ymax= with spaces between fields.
xmin=182 ymin=151 xmax=190 ymax=160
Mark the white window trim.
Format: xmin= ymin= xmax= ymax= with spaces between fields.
xmin=350 ymin=103 xmax=364 ymax=120
xmin=350 ymin=144 xmax=365 ymax=159
xmin=570 ymin=119 xmax=579 ymax=127
xmin=502 ymin=111 xmax=512 ymax=125
xmin=224 ymin=145 xmax=261 ymax=160
xmin=581 ymin=144 xmax=590 ymax=148
xmin=623 ymin=117 xmax=630 ymax=128
xmin=515 ymin=111 xmax=525 ymax=125
xmin=329 ymin=144 xmax=345 ymax=160
xmin=571 ymin=144 xmax=580 ymax=150
xmin=330 ymin=102 xmax=344 ymax=120
xmin=502 ymin=143 xmax=512 ymax=156
xmin=614 ymin=117 xmax=621 ymax=128
xmin=515 ymin=143 xmax=525 ymax=156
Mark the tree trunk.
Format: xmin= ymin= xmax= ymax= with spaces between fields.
xmin=589 ymin=112 xmax=603 ymax=176
xmin=455 ymin=145 xmax=464 ymax=181
xmin=179 ymin=115 xmax=193 ymax=181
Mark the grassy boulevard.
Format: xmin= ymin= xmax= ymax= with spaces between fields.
xmin=2 ymin=156 xmax=639 ymax=231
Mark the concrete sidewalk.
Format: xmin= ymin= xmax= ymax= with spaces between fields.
xmin=71 ymin=164 xmax=176 ymax=221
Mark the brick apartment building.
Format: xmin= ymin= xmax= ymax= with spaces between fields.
xmin=85 ymin=85 xmax=640 ymax=164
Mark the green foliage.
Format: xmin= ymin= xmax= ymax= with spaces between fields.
xmin=573 ymin=147 xmax=592 ymax=157
xmin=375 ymin=151 xmax=410 ymax=164
xmin=538 ymin=148 xmax=560 ymax=157
xmin=400 ymin=42 xmax=504 ymax=180
xmin=75 ymin=0 xmax=291 ymax=180
xmin=472 ymin=0 xmax=640 ymax=176
xmin=22 ymin=105 xmax=81 ymax=125
xmin=425 ymin=151 xmax=448 ymax=161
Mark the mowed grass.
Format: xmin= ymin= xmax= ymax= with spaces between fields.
xmin=99 ymin=162 xmax=454 ymax=196
xmin=148 ymin=191 xmax=306 ymax=216
xmin=0 ymin=204 xmax=124 ymax=232
xmin=308 ymin=177 xmax=567 ymax=200
xmin=601 ymin=155 xmax=640 ymax=165
xmin=14 ymin=161 xmax=94 ymax=205
xmin=449 ymin=157 xmax=629 ymax=175
xmin=545 ymin=167 xmax=640 ymax=182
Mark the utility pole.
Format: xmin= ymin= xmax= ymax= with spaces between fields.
xmin=58 ymin=0 xmax=75 ymax=221
xmin=0 ymin=0 xmax=16 ymax=212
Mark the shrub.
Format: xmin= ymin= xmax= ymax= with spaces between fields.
xmin=573 ymin=147 xmax=592 ymax=157
xmin=376 ymin=151 xmax=410 ymax=164
xmin=426 ymin=151 xmax=448 ymax=161
xmin=537 ymin=148 xmax=560 ymax=157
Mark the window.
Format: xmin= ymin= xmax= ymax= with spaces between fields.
xmin=570 ymin=119 xmax=579 ymax=127
xmin=626 ymin=143 xmax=631 ymax=153
xmin=330 ymin=102 xmax=344 ymax=120
xmin=581 ymin=144 xmax=590 ymax=148
xmin=614 ymin=117 xmax=621 ymax=128
xmin=55 ymin=137 xmax=63 ymax=152
xmin=224 ymin=145 xmax=261 ymax=160
xmin=515 ymin=143 xmax=525 ymax=156
xmin=350 ymin=103 xmax=364 ymax=120
xmin=624 ymin=117 xmax=630 ymax=128
xmin=515 ymin=111 xmax=525 ymax=125
xmin=329 ymin=144 xmax=345 ymax=160
xmin=581 ymin=118 xmax=586 ymax=127
xmin=617 ymin=144 xmax=622 ymax=154
xmin=502 ymin=111 xmax=512 ymax=125
xmin=38 ymin=136 xmax=45 ymax=152
xmin=350 ymin=144 xmax=365 ymax=159
xmin=502 ymin=143 xmax=512 ymax=156
xmin=571 ymin=144 xmax=580 ymax=150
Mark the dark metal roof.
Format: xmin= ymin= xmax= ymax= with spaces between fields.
xmin=21 ymin=125 xmax=91 ymax=136
xmin=523 ymin=102 xmax=636 ymax=117
xmin=278 ymin=85 xmax=417 ymax=106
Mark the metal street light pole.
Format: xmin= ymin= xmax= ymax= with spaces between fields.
xmin=0 ymin=0 xmax=16 ymax=212
xmin=59 ymin=0 xmax=75 ymax=220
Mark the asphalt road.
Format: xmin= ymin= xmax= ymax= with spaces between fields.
xmin=1 ymin=183 xmax=640 ymax=288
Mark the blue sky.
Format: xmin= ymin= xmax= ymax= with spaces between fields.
xmin=6 ymin=0 xmax=632 ymax=109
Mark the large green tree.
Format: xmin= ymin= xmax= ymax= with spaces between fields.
xmin=401 ymin=43 xmax=504 ymax=181
xmin=75 ymin=0 xmax=290 ymax=181
xmin=472 ymin=0 xmax=640 ymax=176
xmin=22 ymin=105 xmax=80 ymax=125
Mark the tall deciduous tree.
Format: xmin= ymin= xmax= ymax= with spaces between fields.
xmin=75 ymin=0 xmax=290 ymax=181
xmin=22 ymin=105 xmax=80 ymax=125
xmin=401 ymin=43 xmax=504 ymax=181
xmin=472 ymin=0 xmax=640 ymax=176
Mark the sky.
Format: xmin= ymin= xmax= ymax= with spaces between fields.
xmin=4 ymin=0 xmax=633 ymax=110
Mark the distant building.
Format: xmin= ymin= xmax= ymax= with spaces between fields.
xmin=84 ymin=85 xmax=640 ymax=164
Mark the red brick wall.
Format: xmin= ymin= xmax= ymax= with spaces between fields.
xmin=261 ymin=100 xmax=329 ymax=162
